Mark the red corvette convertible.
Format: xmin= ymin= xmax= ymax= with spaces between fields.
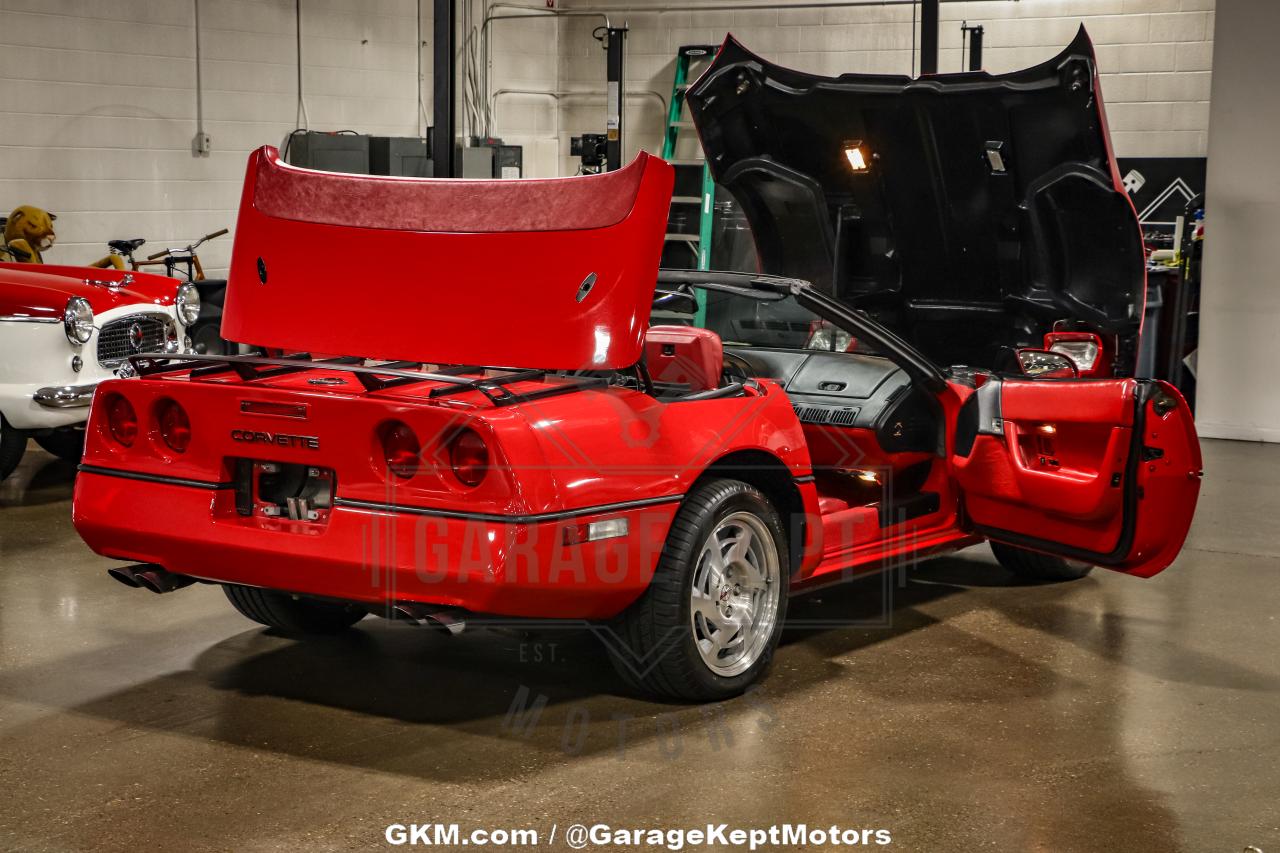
xmin=73 ymin=33 xmax=1200 ymax=700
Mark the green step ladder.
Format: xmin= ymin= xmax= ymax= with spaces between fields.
xmin=661 ymin=44 xmax=719 ymax=325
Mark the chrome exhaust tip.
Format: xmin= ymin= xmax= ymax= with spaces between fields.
xmin=107 ymin=565 xmax=145 ymax=588
xmin=107 ymin=563 xmax=196 ymax=594
xmin=389 ymin=602 xmax=467 ymax=635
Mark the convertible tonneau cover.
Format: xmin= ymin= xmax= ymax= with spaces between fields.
xmin=222 ymin=147 xmax=673 ymax=370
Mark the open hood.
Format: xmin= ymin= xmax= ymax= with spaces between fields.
xmin=687 ymin=28 xmax=1146 ymax=371
xmin=223 ymin=147 xmax=672 ymax=370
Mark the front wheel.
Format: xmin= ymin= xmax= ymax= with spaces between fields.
xmin=606 ymin=479 xmax=788 ymax=701
xmin=223 ymin=584 xmax=366 ymax=635
xmin=0 ymin=416 xmax=28 ymax=481
xmin=990 ymin=541 xmax=1094 ymax=582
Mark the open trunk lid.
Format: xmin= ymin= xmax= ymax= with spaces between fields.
xmin=687 ymin=28 xmax=1146 ymax=372
xmin=222 ymin=147 xmax=673 ymax=371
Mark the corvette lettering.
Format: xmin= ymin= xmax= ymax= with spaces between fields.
xmin=230 ymin=429 xmax=320 ymax=450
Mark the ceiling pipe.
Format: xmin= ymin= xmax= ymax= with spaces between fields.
xmin=542 ymin=0 xmax=1005 ymax=13
xmin=190 ymin=0 xmax=209 ymax=157
xmin=479 ymin=7 xmax=614 ymax=137
xmin=479 ymin=0 xmax=1016 ymax=160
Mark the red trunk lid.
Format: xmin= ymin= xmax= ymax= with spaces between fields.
xmin=221 ymin=147 xmax=674 ymax=371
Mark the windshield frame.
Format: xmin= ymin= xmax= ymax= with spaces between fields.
xmin=656 ymin=269 xmax=948 ymax=393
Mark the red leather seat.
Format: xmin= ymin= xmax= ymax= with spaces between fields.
xmin=644 ymin=325 xmax=724 ymax=394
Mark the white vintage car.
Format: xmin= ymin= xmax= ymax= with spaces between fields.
xmin=0 ymin=262 xmax=199 ymax=479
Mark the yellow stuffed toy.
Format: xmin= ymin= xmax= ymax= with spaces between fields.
xmin=3 ymin=205 xmax=57 ymax=263
xmin=1 ymin=205 xmax=125 ymax=268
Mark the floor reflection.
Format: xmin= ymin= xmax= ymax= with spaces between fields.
xmin=1 ymin=439 xmax=1276 ymax=852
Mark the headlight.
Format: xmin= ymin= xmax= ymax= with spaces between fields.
xmin=175 ymin=283 xmax=201 ymax=326
xmin=63 ymin=297 xmax=93 ymax=344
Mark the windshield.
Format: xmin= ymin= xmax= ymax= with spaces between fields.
xmin=652 ymin=285 xmax=888 ymax=356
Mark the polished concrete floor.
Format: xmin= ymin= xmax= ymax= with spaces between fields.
xmin=0 ymin=439 xmax=1276 ymax=852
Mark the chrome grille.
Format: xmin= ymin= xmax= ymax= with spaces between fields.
xmin=96 ymin=314 xmax=171 ymax=367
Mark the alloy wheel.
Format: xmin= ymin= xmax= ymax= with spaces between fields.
xmin=689 ymin=511 xmax=781 ymax=677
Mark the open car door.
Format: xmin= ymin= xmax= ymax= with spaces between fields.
xmin=950 ymin=377 xmax=1202 ymax=578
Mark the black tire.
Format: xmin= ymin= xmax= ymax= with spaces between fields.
xmin=223 ymin=584 xmax=366 ymax=634
xmin=606 ymin=478 xmax=789 ymax=701
xmin=34 ymin=428 xmax=84 ymax=463
xmin=990 ymin=541 xmax=1094 ymax=582
xmin=0 ymin=416 xmax=28 ymax=481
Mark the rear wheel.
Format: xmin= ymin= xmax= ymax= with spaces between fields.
xmin=990 ymin=541 xmax=1094 ymax=582
xmin=606 ymin=479 xmax=788 ymax=701
xmin=34 ymin=428 xmax=84 ymax=463
xmin=0 ymin=416 xmax=27 ymax=481
xmin=223 ymin=584 xmax=366 ymax=634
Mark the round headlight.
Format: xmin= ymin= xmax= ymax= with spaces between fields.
xmin=63 ymin=297 xmax=93 ymax=344
xmin=175 ymin=283 xmax=201 ymax=326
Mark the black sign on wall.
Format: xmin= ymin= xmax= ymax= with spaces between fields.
xmin=1116 ymin=157 xmax=1207 ymax=232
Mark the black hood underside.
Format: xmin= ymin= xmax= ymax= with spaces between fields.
xmin=687 ymin=28 xmax=1145 ymax=372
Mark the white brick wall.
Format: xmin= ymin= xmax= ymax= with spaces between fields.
xmin=556 ymin=0 xmax=1215 ymax=172
xmin=0 ymin=0 xmax=557 ymax=276
xmin=0 ymin=0 xmax=428 ymax=275
xmin=0 ymin=0 xmax=1217 ymax=265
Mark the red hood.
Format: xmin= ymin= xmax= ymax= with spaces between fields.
xmin=222 ymin=146 xmax=673 ymax=370
xmin=0 ymin=263 xmax=178 ymax=319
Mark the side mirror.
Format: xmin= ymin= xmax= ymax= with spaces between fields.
xmin=1017 ymin=348 xmax=1079 ymax=379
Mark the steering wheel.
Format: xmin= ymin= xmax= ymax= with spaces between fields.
xmin=722 ymin=350 xmax=754 ymax=385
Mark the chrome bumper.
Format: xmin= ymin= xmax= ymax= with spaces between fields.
xmin=34 ymin=383 xmax=98 ymax=408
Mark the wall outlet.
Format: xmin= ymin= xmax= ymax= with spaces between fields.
xmin=192 ymin=131 xmax=212 ymax=157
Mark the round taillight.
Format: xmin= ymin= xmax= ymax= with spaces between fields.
xmin=379 ymin=421 xmax=420 ymax=479
xmin=105 ymin=395 xmax=138 ymax=447
xmin=156 ymin=399 xmax=191 ymax=453
xmin=449 ymin=428 xmax=488 ymax=487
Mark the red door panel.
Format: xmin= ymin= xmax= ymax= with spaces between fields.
xmin=1116 ymin=381 xmax=1203 ymax=577
xmin=951 ymin=378 xmax=1201 ymax=577
xmin=995 ymin=379 xmax=1134 ymax=520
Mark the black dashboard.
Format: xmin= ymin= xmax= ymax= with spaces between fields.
xmin=726 ymin=346 xmax=937 ymax=453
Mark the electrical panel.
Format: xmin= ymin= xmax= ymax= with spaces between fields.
xmin=282 ymin=131 xmax=519 ymax=180
xmin=459 ymin=137 xmax=524 ymax=179
xmin=285 ymin=132 xmax=370 ymax=174
xmin=370 ymin=136 xmax=433 ymax=177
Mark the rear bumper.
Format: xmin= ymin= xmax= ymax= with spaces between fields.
xmin=72 ymin=469 xmax=679 ymax=620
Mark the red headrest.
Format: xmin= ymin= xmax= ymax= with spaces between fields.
xmin=644 ymin=325 xmax=724 ymax=394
